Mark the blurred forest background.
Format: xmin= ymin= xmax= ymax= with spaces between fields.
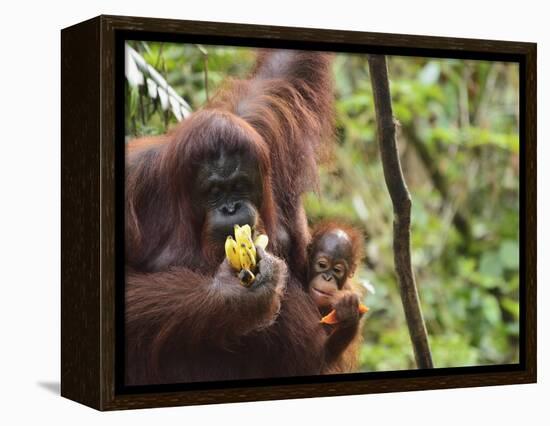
xmin=125 ymin=41 xmax=520 ymax=371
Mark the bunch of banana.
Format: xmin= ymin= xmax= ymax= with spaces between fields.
xmin=225 ymin=224 xmax=269 ymax=287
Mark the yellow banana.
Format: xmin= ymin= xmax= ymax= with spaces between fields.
xmin=239 ymin=243 xmax=255 ymax=271
xmin=234 ymin=224 xmax=244 ymax=244
xmin=235 ymin=224 xmax=256 ymax=258
xmin=241 ymin=224 xmax=252 ymax=239
xmin=225 ymin=236 xmax=241 ymax=270
xmin=254 ymin=234 xmax=269 ymax=251
xmin=243 ymin=245 xmax=257 ymax=269
xmin=227 ymin=225 xmax=268 ymax=287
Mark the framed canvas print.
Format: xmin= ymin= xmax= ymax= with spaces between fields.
xmin=61 ymin=15 xmax=536 ymax=411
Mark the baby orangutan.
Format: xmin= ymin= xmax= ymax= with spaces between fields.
xmin=308 ymin=222 xmax=367 ymax=373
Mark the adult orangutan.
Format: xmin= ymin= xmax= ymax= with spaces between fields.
xmin=124 ymin=49 xmax=337 ymax=385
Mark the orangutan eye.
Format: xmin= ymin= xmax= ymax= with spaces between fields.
xmin=333 ymin=265 xmax=344 ymax=277
xmin=234 ymin=181 xmax=247 ymax=193
xmin=317 ymin=260 xmax=328 ymax=270
xmin=210 ymin=185 xmax=221 ymax=198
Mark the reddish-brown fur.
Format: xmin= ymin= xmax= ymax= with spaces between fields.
xmin=125 ymin=49 xmax=335 ymax=385
xmin=309 ymin=221 xmax=366 ymax=374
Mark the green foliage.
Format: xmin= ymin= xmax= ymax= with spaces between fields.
xmin=327 ymin=54 xmax=520 ymax=370
xmin=125 ymin=41 xmax=255 ymax=136
xmin=126 ymin=44 xmax=520 ymax=371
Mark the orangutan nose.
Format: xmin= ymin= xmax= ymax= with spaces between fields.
xmin=220 ymin=201 xmax=241 ymax=216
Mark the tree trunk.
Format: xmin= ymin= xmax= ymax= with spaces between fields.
xmin=368 ymin=54 xmax=434 ymax=369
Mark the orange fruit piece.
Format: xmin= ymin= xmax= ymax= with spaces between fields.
xmin=320 ymin=303 xmax=369 ymax=324
xmin=359 ymin=303 xmax=369 ymax=314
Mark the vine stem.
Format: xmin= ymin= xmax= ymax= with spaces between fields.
xmin=368 ymin=54 xmax=434 ymax=369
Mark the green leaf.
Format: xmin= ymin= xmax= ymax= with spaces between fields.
xmin=483 ymin=296 xmax=502 ymax=326
xmin=479 ymin=251 xmax=503 ymax=279
xmin=501 ymin=297 xmax=520 ymax=320
xmin=499 ymin=240 xmax=519 ymax=270
xmin=128 ymin=85 xmax=139 ymax=118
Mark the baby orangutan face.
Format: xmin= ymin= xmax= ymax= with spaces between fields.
xmin=308 ymin=229 xmax=354 ymax=311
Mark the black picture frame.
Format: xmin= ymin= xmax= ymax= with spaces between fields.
xmin=61 ymin=15 xmax=537 ymax=411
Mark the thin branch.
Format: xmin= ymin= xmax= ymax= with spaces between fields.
xmin=368 ymin=55 xmax=434 ymax=369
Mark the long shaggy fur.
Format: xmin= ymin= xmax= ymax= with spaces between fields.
xmin=124 ymin=49 xmax=336 ymax=385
